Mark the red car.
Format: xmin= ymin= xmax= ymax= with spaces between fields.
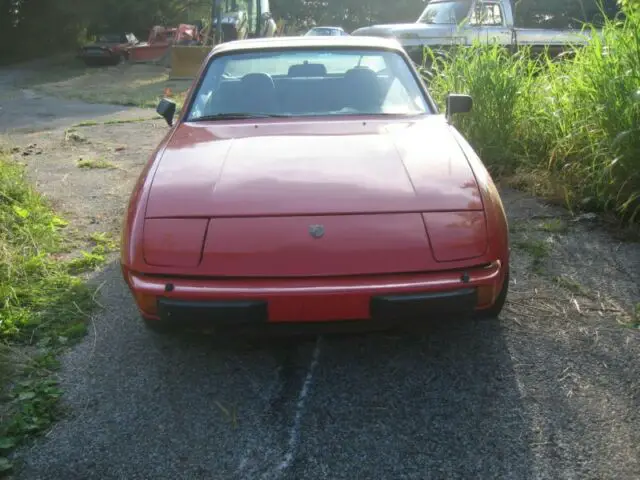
xmin=120 ymin=36 xmax=510 ymax=333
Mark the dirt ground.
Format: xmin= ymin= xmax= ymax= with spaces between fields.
xmin=0 ymin=57 xmax=191 ymax=133
xmin=4 ymin=119 xmax=167 ymax=239
xmin=1 ymin=62 xmax=639 ymax=479
xmin=28 ymin=62 xmax=192 ymax=108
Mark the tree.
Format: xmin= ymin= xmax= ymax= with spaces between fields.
xmin=514 ymin=0 xmax=620 ymax=27
xmin=0 ymin=0 xmax=85 ymax=63
xmin=271 ymin=0 xmax=424 ymax=31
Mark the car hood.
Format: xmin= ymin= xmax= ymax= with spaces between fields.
xmin=144 ymin=116 xmax=483 ymax=218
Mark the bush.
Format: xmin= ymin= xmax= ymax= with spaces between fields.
xmin=424 ymin=8 xmax=640 ymax=221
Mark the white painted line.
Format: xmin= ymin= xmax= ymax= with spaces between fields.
xmin=235 ymin=363 xmax=285 ymax=478
xmin=275 ymin=336 xmax=323 ymax=474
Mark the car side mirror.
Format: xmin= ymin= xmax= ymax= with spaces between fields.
xmin=157 ymin=98 xmax=177 ymax=126
xmin=445 ymin=94 xmax=472 ymax=121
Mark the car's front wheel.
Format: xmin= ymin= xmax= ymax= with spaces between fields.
xmin=475 ymin=268 xmax=509 ymax=320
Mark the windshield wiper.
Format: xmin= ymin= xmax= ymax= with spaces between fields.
xmin=190 ymin=112 xmax=292 ymax=121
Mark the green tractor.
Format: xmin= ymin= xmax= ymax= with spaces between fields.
xmin=210 ymin=0 xmax=276 ymax=44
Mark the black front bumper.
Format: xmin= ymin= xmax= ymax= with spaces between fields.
xmin=155 ymin=288 xmax=478 ymax=332
xmin=158 ymin=298 xmax=268 ymax=326
xmin=370 ymin=288 xmax=477 ymax=320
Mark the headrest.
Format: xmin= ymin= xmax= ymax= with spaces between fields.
xmin=288 ymin=63 xmax=327 ymax=77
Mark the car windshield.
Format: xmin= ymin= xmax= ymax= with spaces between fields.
xmin=186 ymin=48 xmax=431 ymax=120
xmin=418 ymin=0 xmax=472 ymax=24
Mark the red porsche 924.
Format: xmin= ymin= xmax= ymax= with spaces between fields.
xmin=120 ymin=36 xmax=510 ymax=333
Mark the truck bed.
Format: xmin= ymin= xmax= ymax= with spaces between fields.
xmin=514 ymin=28 xmax=592 ymax=47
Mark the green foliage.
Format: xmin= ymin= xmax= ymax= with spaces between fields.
xmin=426 ymin=9 xmax=640 ymax=222
xmin=0 ymin=158 xmax=94 ymax=342
xmin=427 ymin=45 xmax=539 ymax=175
xmin=618 ymin=0 xmax=640 ymax=14
xmin=76 ymin=158 xmax=117 ymax=170
xmin=0 ymin=0 xmax=85 ymax=63
xmin=272 ymin=0 xmax=424 ymax=30
xmin=0 ymin=0 xmax=209 ymax=63
xmin=85 ymin=0 xmax=211 ymax=38
xmin=0 ymin=154 xmax=113 ymax=472
xmin=513 ymin=0 xmax=620 ymax=28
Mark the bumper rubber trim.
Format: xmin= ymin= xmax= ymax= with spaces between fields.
xmin=157 ymin=298 xmax=268 ymax=326
xmin=370 ymin=288 xmax=477 ymax=320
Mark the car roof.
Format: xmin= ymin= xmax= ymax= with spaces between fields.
xmin=310 ymin=26 xmax=344 ymax=30
xmin=210 ymin=35 xmax=404 ymax=56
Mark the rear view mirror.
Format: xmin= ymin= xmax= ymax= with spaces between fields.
xmin=157 ymin=98 xmax=177 ymax=126
xmin=445 ymin=94 xmax=473 ymax=121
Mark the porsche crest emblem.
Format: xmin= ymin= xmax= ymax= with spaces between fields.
xmin=308 ymin=224 xmax=325 ymax=239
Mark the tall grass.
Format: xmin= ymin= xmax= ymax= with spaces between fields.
xmin=425 ymin=8 xmax=640 ymax=221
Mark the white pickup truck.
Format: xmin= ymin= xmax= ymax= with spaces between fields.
xmin=352 ymin=0 xmax=594 ymax=65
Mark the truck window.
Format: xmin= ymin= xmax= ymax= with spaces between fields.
xmin=470 ymin=2 xmax=505 ymax=26
xmin=418 ymin=0 xmax=473 ymax=25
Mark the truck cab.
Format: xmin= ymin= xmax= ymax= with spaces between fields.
xmin=352 ymin=0 xmax=592 ymax=65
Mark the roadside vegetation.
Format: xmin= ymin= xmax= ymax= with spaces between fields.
xmin=425 ymin=6 xmax=640 ymax=223
xmin=0 ymin=151 xmax=114 ymax=474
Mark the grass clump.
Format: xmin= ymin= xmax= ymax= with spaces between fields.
xmin=76 ymin=158 xmax=116 ymax=170
xmin=0 ymin=153 xmax=105 ymax=474
xmin=513 ymin=237 xmax=551 ymax=272
xmin=424 ymin=7 xmax=640 ymax=223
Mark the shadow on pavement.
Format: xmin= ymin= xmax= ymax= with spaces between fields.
xmin=288 ymin=319 xmax=535 ymax=479
xmin=15 ymin=259 xmax=534 ymax=480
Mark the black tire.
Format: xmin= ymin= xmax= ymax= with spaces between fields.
xmin=475 ymin=268 xmax=509 ymax=320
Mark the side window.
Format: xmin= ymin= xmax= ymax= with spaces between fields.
xmin=470 ymin=2 xmax=504 ymax=26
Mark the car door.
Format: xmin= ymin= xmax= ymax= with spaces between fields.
xmin=468 ymin=1 xmax=513 ymax=47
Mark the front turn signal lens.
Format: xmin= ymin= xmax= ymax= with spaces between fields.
xmin=134 ymin=292 xmax=158 ymax=315
xmin=476 ymin=284 xmax=496 ymax=307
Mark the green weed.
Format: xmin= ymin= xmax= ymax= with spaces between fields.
xmin=0 ymin=154 xmax=106 ymax=473
xmin=539 ymin=218 xmax=569 ymax=233
xmin=76 ymin=158 xmax=116 ymax=170
xmin=72 ymin=120 xmax=98 ymax=128
xmin=424 ymin=7 xmax=640 ymax=223
xmin=514 ymin=238 xmax=551 ymax=272
xmin=553 ymin=275 xmax=592 ymax=298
